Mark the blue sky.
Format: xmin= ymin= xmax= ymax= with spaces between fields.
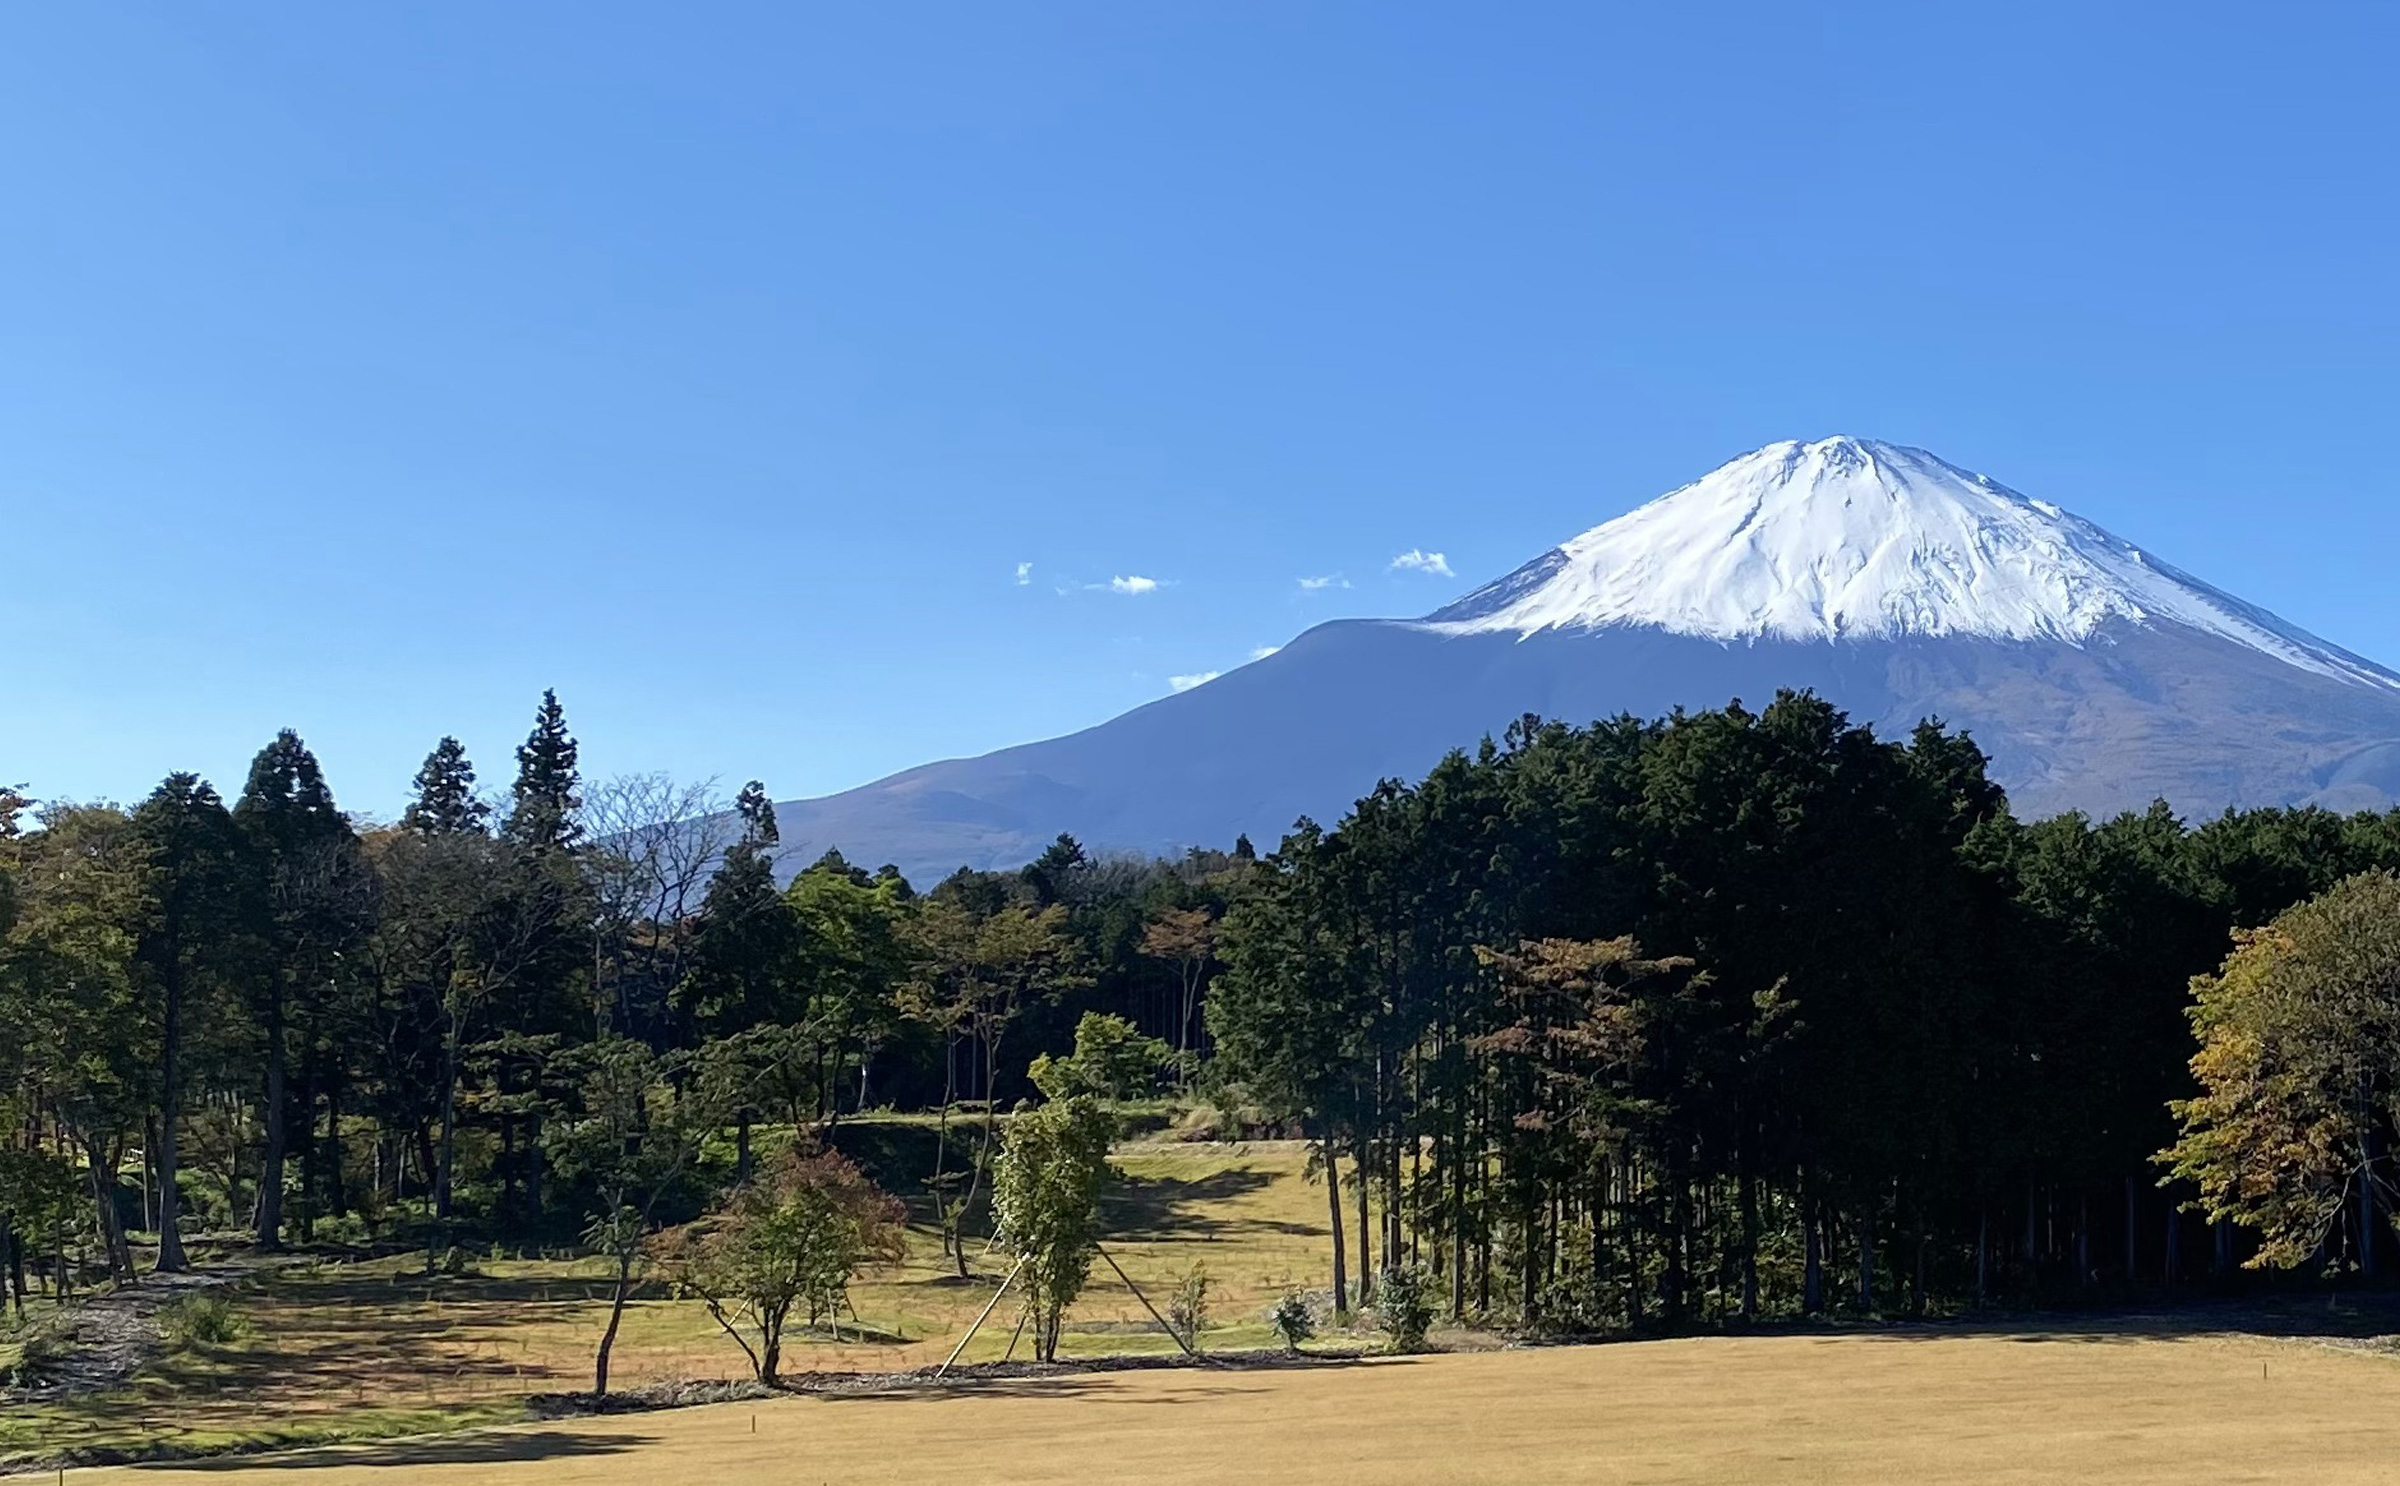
xmin=6 ymin=2 xmax=2397 ymax=817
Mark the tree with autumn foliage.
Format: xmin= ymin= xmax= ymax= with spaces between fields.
xmin=2161 ymin=871 xmax=2400 ymax=1276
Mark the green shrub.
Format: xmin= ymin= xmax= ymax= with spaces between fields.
xmin=1269 ymin=1288 xmax=1316 ymax=1354
xmin=163 ymin=1292 xmax=247 ymax=1349
xmin=1373 ymin=1265 xmax=1433 ymax=1354
xmin=1028 ymin=1013 xmax=1173 ymax=1103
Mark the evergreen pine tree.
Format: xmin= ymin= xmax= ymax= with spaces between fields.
xmin=132 ymin=774 xmax=250 ymax=1273
xmin=506 ymin=689 xmax=582 ymax=850
xmin=1025 ymin=833 xmax=1089 ymax=906
xmin=233 ymin=729 xmax=366 ymax=1249
xmin=403 ymin=736 xmax=489 ymax=836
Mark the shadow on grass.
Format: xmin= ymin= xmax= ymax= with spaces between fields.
xmin=136 ymin=1428 xmax=654 ymax=1472
xmin=1666 ymin=1291 xmax=2400 ymax=1349
xmin=271 ymin=1273 xmax=643 ymax=1308
xmin=1101 ymin=1169 xmax=1280 ymax=1242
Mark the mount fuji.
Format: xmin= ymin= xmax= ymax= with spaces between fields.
xmin=775 ymin=438 xmax=2400 ymax=882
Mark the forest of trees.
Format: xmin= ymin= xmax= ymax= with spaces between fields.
xmin=7 ymin=686 xmax=2400 ymax=1335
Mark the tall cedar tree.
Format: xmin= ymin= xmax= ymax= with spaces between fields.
xmin=233 ymin=730 xmax=366 ymax=1248
xmin=507 ymin=690 xmax=582 ymax=850
xmin=130 ymin=775 xmax=251 ymax=1272
xmin=403 ymin=737 xmax=490 ymax=836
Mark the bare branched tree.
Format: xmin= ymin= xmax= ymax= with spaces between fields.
xmin=580 ymin=774 xmax=736 ymax=1035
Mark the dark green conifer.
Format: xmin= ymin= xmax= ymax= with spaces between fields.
xmin=506 ymin=689 xmax=582 ymax=850
xmin=403 ymin=736 xmax=489 ymax=836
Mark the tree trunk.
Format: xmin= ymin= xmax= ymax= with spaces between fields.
xmin=2359 ymin=1117 xmax=2379 ymax=1280
xmin=1353 ymin=1131 xmax=1374 ymax=1303
xmin=1323 ymin=1136 xmax=1349 ymax=1315
xmin=1586 ymin=1164 xmax=1607 ymax=1325
xmin=3 ymin=1217 xmax=24 ymax=1316
xmin=83 ymin=1134 xmax=132 ymax=1282
xmin=1738 ymin=1172 xmax=1760 ymax=1323
xmin=1803 ymin=1203 xmax=1823 ymax=1316
xmin=2075 ymin=1196 xmax=2091 ymax=1285
xmin=156 ymin=943 xmax=189 ymax=1272
xmin=2124 ymin=1175 xmax=2138 ymax=1285
xmin=1975 ymin=1207 xmax=1989 ymax=1305
xmin=1520 ymin=1188 xmax=1540 ymax=1327
xmin=1622 ymin=1161 xmax=1641 ymax=1327
xmin=257 ymin=998 xmax=288 ymax=1249
xmin=1911 ymin=1222 xmax=1927 ymax=1317
xmin=141 ymin=1114 xmax=157 ymax=1236
xmin=435 ymin=1013 xmax=459 ymax=1222
xmin=1856 ymin=1208 xmax=1874 ymax=1313
xmin=592 ymin=1251 xmax=631 ymax=1397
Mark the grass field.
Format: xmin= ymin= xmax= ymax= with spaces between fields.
xmin=65 ymin=1328 xmax=2400 ymax=1484
xmin=1 ymin=1135 xmax=1352 ymax=1468
xmin=21 ymin=1128 xmax=2400 ymax=1482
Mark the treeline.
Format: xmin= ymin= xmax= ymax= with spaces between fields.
xmin=8 ymin=685 xmax=2399 ymax=1332
xmin=0 ymin=690 xmax=1242 ymax=1303
xmin=1207 ymin=694 xmax=2400 ymax=1327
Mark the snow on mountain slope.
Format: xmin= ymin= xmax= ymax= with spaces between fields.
xmin=1425 ymin=437 xmax=2400 ymax=691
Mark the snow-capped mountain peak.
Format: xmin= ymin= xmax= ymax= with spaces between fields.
xmin=1423 ymin=437 xmax=2397 ymax=690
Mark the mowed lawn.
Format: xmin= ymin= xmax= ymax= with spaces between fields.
xmin=75 ymin=1330 xmax=2400 ymax=1485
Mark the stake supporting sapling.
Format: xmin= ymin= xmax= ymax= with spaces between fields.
xmin=935 ymin=1254 xmax=1028 ymax=1379
xmin=1097 ymin=1245 xmax=1205 ymax=1362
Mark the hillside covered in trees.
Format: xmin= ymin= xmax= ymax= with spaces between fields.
xmin=7 ymin=687 xmax=2400 ymax=1332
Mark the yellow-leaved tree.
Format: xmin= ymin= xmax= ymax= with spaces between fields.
xmin=2161 ymin=871 xmax=2400 ymax=1273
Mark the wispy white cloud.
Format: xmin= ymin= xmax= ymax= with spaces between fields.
xmin=1169 ymin=671 xmax=1221 ymax=693
xmin=1106 ymin=574 xmax=1160 ymax=595
xmin=1014 ymin=561 xmax=1034 ymax=586
xmin=1390 ymin=548 xmax=1454 ymax=577
xmin=1248 ymin=644 xmax=1283 ymax=661
xmin=1297 ymin=574 xmax=1350 ymax=592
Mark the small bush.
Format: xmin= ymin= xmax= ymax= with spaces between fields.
xmin=1373 ymin=1265 xmax=1433 ymax=1354
xmin=1167 ymin=1264 xmax=1210 ymax=1352
xmin=1269 ymin=1288 xmax=1316 ymax=1354
xmin=163 ymin=1292 xmax=248 ymax=1349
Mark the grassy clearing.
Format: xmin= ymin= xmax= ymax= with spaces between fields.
xmin=0 ymin=1136 xmax=1357 ymax=1469
xmin=70 ymin=1329 xmax=2400 ymax=1484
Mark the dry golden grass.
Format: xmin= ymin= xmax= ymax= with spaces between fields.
xmin=75 ymin=1329 xmax=2400 ymax=1484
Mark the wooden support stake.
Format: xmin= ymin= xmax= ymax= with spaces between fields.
xmin=936 ymin=1255 xmax=1028 ymax=1380
xmin=1097 ymin=1246 xmax=1203 ymax=1362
